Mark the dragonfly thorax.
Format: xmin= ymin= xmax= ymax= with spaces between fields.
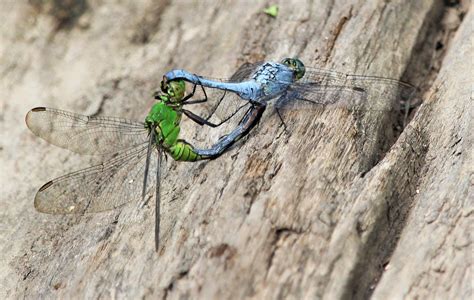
xmin=145 ymin=102 xmax=181 ymax=129
xmin=252 ymin=62 xmax=296 ymax=100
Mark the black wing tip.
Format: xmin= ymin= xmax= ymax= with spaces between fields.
xmin=26 ymin=107 xmax=47 ymax=128
xmin=38 ymin=180 xmax=54 ymax=192
xmin=26 ymin=107 xmax=46 ymax=126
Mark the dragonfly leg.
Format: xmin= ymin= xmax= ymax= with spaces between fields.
xmin=204 ymin=89 xmax=227 ymax=121
xmin=275 ymin=107 xmax=289 ymax=133
xmin=182 ymin=109 xmax=222 ymax=128
xmin=182 ymin=81 xmax=228 ymax=120
xmin=193 ymin=105 xmax=265 ymax=158
xmin=181 ymin=81 xmax=207 ymax=103
xmin=203 ymin=102 xmax=251 ymax=128
xmin=183 ymin=85 xmax=247 ymax=128
xmin=180 ymin=83 xmax=224 ymax=127
xmin=182 ymin=78 xmax=210 ymax=104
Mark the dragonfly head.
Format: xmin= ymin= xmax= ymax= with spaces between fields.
xmin=160 ymin=79 xmax=186 ymax=103
xmin=281 ymin=58 xmax=305 ymax=80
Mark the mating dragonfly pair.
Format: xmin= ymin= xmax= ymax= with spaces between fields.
xmin=26 ymin=58 xmax=417 ymax=250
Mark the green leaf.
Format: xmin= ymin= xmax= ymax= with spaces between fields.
xmin=264 ymin=5 xmax=279 ymax=18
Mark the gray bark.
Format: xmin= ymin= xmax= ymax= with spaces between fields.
xmin=0 ymin=0 xmax=471 ymax=299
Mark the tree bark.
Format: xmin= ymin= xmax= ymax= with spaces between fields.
xmin=0 ymin=0 xmax=471 ymax=299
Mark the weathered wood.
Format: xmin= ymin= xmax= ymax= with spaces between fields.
xmin=371 ymin=9 xmax=473 ymax=299
xmin=0 ymin=0 xmax=470 ymax=299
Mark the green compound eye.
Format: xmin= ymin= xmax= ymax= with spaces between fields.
xmin=293 ymin=58 xmax=305 ymax=80
xmin=281 ymin=58 xmax=305 ymax=80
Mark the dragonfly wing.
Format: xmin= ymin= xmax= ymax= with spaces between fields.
xmin=34 ymin=141 xmax=159 ymax=214
xmin=228 ymin=61 xmax=264 ymax=82
xmin=26 ymin=107 xmax=148 ymax=156
xmin=275 ymin=83 xmax=369 ymax=111
xmin=301 ymin=68 xmax=418 ymax=109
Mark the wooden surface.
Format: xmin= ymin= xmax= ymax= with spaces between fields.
xmin=0 ymin=0 xmax=471 ymax=299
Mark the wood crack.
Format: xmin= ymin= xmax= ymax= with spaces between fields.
xmin=323 ymin=7 xmax=353 ymax=63
xmin=341 ymin=126 xmax=430 ymax=299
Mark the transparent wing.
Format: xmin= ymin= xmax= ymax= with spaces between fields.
xmin=275 ymin=67 xmax=417 ymax=117
xmin=301 ymin=68 xmax=417 ymax=108
xmin=228 ymin=61 xmax=264 ymax=82
xmin=34 ymin=142 xmax=159 ymax=214
xmin=275 ymin=84 xmax=368 ymax=111
xmin=26 ymin=107 xmax=148 ymax=156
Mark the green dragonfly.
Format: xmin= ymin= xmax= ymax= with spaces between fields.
xmin=26 ymin=80 xmax=226 ymax=251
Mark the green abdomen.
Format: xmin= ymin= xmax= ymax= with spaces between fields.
xmin=169 ymin=141 xmax=203 ymax=161
xmin=147 ymin=102 xmax=206 ymax=162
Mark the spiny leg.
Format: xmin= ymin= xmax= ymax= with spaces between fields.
xmin=182 ymin=109 xmax=221 ymax=127
xmin=207 ymin=102 xmax=251 ymax=128
xmin=205 ymin=89 xmax=228 ymax=121
xmin=181 ymin=81 xmax=229 ymax=122
xmin=182 ymin=83 xmax=246 ymax=128
xmin=181 ymin=80 xmax=203 ymax=102
xmin=180 ymin=81 xmax=224 ymax=126
xmin=213 ymin=105 xmax=254 ymax=143
xmin=275 ymin=106 xmax=289 ymax=134
xmin=193 ymin=104 xmax=266 ymax=158
xmin=182 ymin=78 xmax=208 ymax=104
xmin=182 ymin=101 xmax=248 ymax=128
xmin=182 ymin=81 xmax=228 ymax=121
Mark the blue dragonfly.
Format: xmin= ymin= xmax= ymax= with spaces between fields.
xmin=161 ymin=58 xmax=417 ymax=157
